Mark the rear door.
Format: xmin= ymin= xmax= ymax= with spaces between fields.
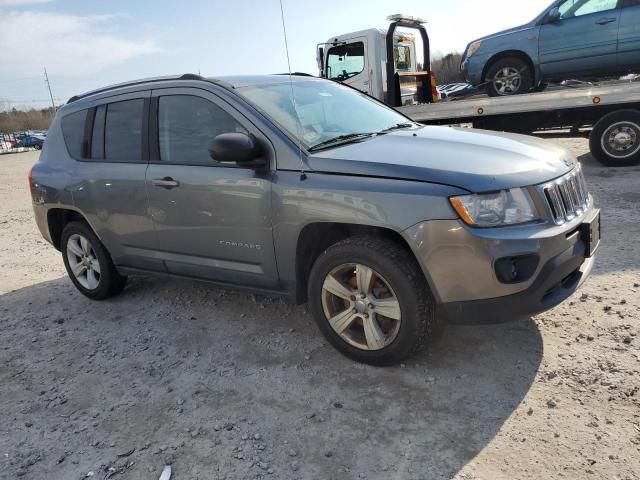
xmin=68 ymin=91 xmax=163 ymax=272
xmin=326 ymin=39 xmax=372 ymax=95
xmin=618 ymin=0 xmax=640 ymax=69
xmin=539 ymin=0 xmax=621 ymax=77
xmin=145 ymin=87 xmax=278 ymax=288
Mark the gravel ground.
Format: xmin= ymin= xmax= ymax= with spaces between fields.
xmin=1 ymin=140 xmax=639 ymax=480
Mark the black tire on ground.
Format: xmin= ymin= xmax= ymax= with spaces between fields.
xmin=61 ymin=221 xmax=127 ymax=300
xmin=34 ymin=144 xmax=42 ymax=150
xmin=531 ymin=82 xmax=548 ymax=93
xmin=307 ymin=235 xmax=438 ymax=366
xmin=589 ymin=110 xmax=640 ymax=167
xmin=485 ymin=57 xmax=534 ymax=97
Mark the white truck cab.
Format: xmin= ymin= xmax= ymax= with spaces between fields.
xmin=317 ymin=15 xmax=439 ymax=106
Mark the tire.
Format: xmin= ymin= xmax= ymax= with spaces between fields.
xmin=61 ymin=221 xmax=127 ymax=300
xmin=34 ymin=144 xmax=42 ymax=150
xmin=307 ymin=236 xmax=438 ymax=366
xmin=589 ymin=110 xmax=640 ymax=167
xmin=485 ymin=57 xmax=534 ymax=97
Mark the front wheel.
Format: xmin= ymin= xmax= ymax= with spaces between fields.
xmin=590 ymin=110 xmax=640 ymax=167
xmin=485 ymin=57 xmax=533 ymax=97
xmin=307 ymin=236 xmax=438 ymax=366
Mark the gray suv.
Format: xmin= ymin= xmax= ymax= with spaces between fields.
xmin=30 ymin=74 xmax=600 ymax=365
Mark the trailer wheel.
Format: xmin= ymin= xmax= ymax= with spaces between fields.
xmin=485 ymin=57 xmax=533 ymax=97
xmin=590 ymin=110 xmax=640 ymax=167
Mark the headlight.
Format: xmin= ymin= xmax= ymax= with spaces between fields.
xmin=450 ymin=188 xmax=539 ymax=227
xmin=466 ymin=40 xmax=482 ymax=57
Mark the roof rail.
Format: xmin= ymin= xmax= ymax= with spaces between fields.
xmin=66 ymin=73 xmax=209 ymax=104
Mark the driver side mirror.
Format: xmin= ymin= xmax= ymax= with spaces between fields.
xmin=546 ymin=7 xmax=561 ymax=23
xmin=208 ymin=132 xmax=267 ymax=169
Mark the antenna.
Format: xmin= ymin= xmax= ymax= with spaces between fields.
xmin=278 ymin=0 xmax=307 ymax=180
xmin=43 ymin=67 xmax=56 ymax=111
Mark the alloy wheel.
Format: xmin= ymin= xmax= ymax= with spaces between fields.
xmin=321 ymin=263 xmax=402 ymax=351
xmin=66 ymin=233 xmax=101 ymax=290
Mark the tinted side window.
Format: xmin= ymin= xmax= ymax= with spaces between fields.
xmin=158 ymin=95 xmax=247 ymax=165
xmin=61 ymin=110 xmax=88 ymax=159
xmin=91 ymin=105 xmax=106 ymax=160
xmin=105 ymin=99 xmax=144 ymax=161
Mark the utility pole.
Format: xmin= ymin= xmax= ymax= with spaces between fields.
xmin=44 ymin=67 xmax=56 ymax=111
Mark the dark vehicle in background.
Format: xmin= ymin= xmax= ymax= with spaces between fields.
xmin=16 ymin=134 xmax=45 ymax=150
xmin=461 ymin=0 xmax=640 ymax=96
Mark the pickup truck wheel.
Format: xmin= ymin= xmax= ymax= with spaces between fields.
xmin=590 ymin=110 xmax=640 ymax=166
xmin=485 ymin=57 xmax=533 ymax=97
xmin=61 ymin=221 xmax=127 ymax=300
xmin=308 ymin=236 xmax=437 ymax=366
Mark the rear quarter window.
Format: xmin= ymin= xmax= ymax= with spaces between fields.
xmin=61 ymin=110 xmax=88 ymax=159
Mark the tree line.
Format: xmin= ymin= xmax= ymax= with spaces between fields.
xmin=0 ymin=106 xmax=56 ymax=133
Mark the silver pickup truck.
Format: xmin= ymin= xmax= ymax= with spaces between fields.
xmin=29 ymin=74 xmax=600 ymax=365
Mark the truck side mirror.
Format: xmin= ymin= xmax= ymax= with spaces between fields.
xmin=546 ymin=7 xmax=561 ymax=23
xmin=317 ymin=47 xmax=325 ymax=77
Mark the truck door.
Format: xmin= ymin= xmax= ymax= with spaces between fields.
xmin=539 ymin=0 xmax=621 ymax=77
xmin=325 ymin=39 xmax=371 ymax=95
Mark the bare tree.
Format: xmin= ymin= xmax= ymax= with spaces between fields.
xmin=0 ymin=107 xmax=56 ymax=133
xmin=431 ymin=52 xmax=465 ymax=84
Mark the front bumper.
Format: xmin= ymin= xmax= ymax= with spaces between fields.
xmin=403 ymin=208 xmax=599 ymax=324
xmin=439 ymin=239 xmax=595 ymax=324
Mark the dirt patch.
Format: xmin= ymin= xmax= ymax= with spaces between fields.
xmin=1 ymin=143 xmax=639 ymax=480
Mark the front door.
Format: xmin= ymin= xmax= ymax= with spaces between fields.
xmin=539 ymin=0 xmax=621 ymax=77
xmin=618 ymin=0 xmax=640 ymax=69
xmin=325 ymin=38 xmax=371 ymax=95
xmin=145 ymin=88 xmax=278 ymax=288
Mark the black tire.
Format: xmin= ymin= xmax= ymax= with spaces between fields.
xmin=34 ymin=144 xmax=42 ymax=150
xmin=589 ymin=110 xmax=640 ymax=167
xmin=485 ymin=57 xmax=534 ymax=97
xmin=61 ymin=221 xmax=127 ymax=300
xmin=308 ymin=236 xmax=438 ymax=366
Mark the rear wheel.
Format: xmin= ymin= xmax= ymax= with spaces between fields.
xmin=61 ymin=221 xmax=127 ymax=300
xmin=590 ymin=110 xmax=640 ymax=167
xmin=308 ymin=236 xmax=438 ymax=366
xmin=485 ymin=57 xmax=533 ymax=97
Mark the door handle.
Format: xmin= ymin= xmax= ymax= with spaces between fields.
xmin=595 ymin=17 xmax=616 ymax=25
xmin=151 ymin=177 xmax=180 ymax=189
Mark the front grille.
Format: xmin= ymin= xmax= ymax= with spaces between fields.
xmin=542 ymin=165 xmax=590 ymax=225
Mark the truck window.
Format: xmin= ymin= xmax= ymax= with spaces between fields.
xmin=326 ymin=42 xmax=365 ymax=81
xmin=394 ymin=45 xmax=412 ymax=71
xmin=559 ymin=0 xmax=618 ymax=19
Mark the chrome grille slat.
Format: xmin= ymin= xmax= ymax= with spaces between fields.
xmin=541 ymin=165 xmax=590 ymax=225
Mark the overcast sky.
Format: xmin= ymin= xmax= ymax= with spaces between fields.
xmin=0 ymin=0 xmax=553 ymax=109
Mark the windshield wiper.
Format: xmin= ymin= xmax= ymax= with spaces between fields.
xmin=378 ymin=122 xmax=416 ymax=134
xmin=308 ymin=132 xmax=377 ymax=152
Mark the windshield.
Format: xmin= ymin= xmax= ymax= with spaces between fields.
xmin=237 ymin=80 xmax=411 ymax=151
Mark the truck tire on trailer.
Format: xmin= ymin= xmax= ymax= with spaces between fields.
xmin=484 ymin=57 xmax=533 ymax=97
xmin=589 ymin=110 xmax=640 ymax=167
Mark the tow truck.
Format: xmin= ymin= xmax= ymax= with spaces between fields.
xmin=317 ymin=15 xmax=640 ymax=166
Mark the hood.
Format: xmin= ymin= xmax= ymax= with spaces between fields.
xmin=307 ymin=126 xmax=576 ymax=192
xmin=472 ymin=23 xmax=535 ymax=44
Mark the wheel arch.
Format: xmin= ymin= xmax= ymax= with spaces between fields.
xmin=47 ymin=208 xmax=93 ymax=251
xmin=293 ymin=222 xmax=435 ymax=304
xmin=481 ymin=50 xmax=538 ymax=85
